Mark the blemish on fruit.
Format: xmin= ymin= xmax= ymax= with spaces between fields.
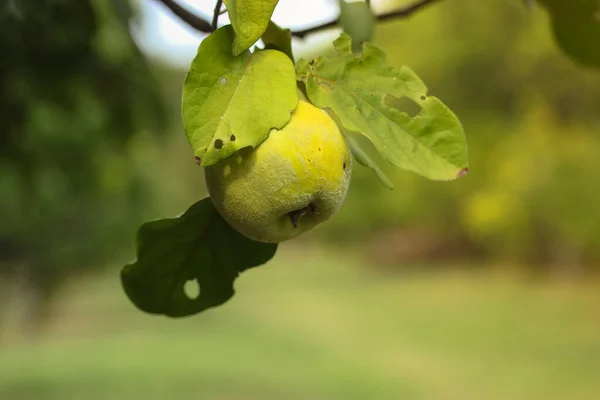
xmin=420 ymin=95 xmax=426 ymax=101
xmin=457 ymin=167 xmax=469 ymax=178
xmin=288 ymin=208 xmax=307 ymax=228
xmin=194 ymin=156 xmax=201 ymax=165
xmin=230 ymin=134 xmax=236 ymax=141
xmin=219 ymin=77 xmax=227 ymax=84
xmin=214 ymin=139 xmax=224 ymax=149
xmin=343 ymin=162 xmax=347 ymax=170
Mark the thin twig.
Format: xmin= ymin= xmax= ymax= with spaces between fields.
xmin=377 ymin=0 xmax=442 ymax=23
xmin=153 ymin=0 xmax=445 ymax=39
xmin=155 ymin=0 xmax=212 ymax=32
xmin=212 ymin=0 xmax=223 ymax=31
xmin=293 ymin=0 xmax=444 ymax=38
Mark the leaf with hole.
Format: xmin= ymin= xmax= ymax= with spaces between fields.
xmin=538 ymin=0 xmax=600 ymax=68
xmin=121 ymin=198 xmax=278 ymax=317
xmin=182 ymin=25 xmax=297 ymax=167
xmin=296 ymin=33 xmax=468 ymax=181
xmin=224 ymin=0 xmax=279 ymax=55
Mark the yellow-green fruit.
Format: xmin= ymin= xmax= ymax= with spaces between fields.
xmin=204 ymin=100 xmax=352 ymax=243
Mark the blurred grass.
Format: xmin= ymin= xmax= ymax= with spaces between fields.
xmin=1 ymin=246 xmax=600 ymax=400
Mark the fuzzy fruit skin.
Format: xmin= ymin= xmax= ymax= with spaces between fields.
xmin=204 ymin=100 xmax=352 ymax=243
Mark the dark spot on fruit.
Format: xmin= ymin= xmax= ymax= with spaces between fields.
xmin=420 ymin=95 xmax=426 ymax=101
xmin=230 ymin=134 xmax=236 ymax=141
xmin=343 ymin=161 xmax=347 ymax=170
xmin=308 ymin=159 xmax=311 ymax=162
xmin=457 ymin=167 xmax=469 ymax=178
xmin=288 ymin=203 xmax=318 ymax=228
xmin=318 ymin=147 xmax=321 ymax=151
xmin=194 ymin=157 xmax=201 ymax=165
xmin=214 ymin=139 xmax=223 ymax=149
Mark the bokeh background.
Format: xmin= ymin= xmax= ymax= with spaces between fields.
xmin=1 ymin=0 xmax=600 ymax=399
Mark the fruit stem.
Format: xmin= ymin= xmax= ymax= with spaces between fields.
xmin=288 ymin=203 xmax=317 ymax=228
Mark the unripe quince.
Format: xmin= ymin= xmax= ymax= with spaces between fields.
xmin=204 ymin=100 xmax=352 ymax=243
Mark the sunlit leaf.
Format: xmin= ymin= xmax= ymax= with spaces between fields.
xmin=182 ymin=25 xmax=297 ymax=166
xmin=538 ymin=0 xmax=600 ymax=68
xmin=121 ymin=198 xmax=278 ymax=317
xmin=224 ymin=0 xmax=279 ymax=55
xmin=297 ymin=33 xmax=468 ymax=181
xmin=261 ymin=19 xmax=294 ymax=62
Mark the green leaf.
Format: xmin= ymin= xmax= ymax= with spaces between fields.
xmin=338 ymin=0 xmax=376 ymax=51
xmin=261 ymin=19 xmax=294 ymax=62
xmin=223 ymin=0 xmax=279 ymax=55
xmin=538 ymin=0 xmax=600 ymax=68
xmin=182 ymin=25 xmax=298 ymax=167
xmin=346 ymin=133 xmax=394 ymax=189
xmin=121 ymin=198 xmax=278 ymax=317
xmin=297 ymin=33 xmax=468 ymax=181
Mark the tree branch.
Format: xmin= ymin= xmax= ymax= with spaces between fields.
xmin=212 ymin=0 xmax=223 ymax=31
xmin=377 ymin=0 xmax=443 ymax=23
xmin=154 ymin=0 xmax=212 ymax=32
xmin=293 ymin=0 xmax=445 ymax=38
xmin=154 ymin=0 xmax=445 ymax=39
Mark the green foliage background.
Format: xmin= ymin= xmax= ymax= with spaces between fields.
xmin=317 ymin=0 xmax=600 ymax=270
xmin=0 ymin=0 xmax=170 ymax=318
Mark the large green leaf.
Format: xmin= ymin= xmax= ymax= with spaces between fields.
xmin=296 ymin=33 xmax=468 ymax=181
xmin=538 ymin=0 xmax=600 ymax=68
xmin=121 ymin=198 xmax=278 ymax=317
xmin=261 ymin=19 xmax=294 ymax=62
xmin=182 ymin=25 xmax=297 ymax=167
xmin=224 ymin=0 xmax=279 ymax=55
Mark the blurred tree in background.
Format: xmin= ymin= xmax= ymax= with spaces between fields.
xmin=0 ymin=0 xmax=169 ymax=325
xmin=319 ymin=0 xmax=600 ymax=275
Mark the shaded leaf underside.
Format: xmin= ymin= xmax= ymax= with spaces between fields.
xmin=121 ymin=198 xmax=277 ymax=317
xmin=539 ymin=0 xmax=600 ymax=68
